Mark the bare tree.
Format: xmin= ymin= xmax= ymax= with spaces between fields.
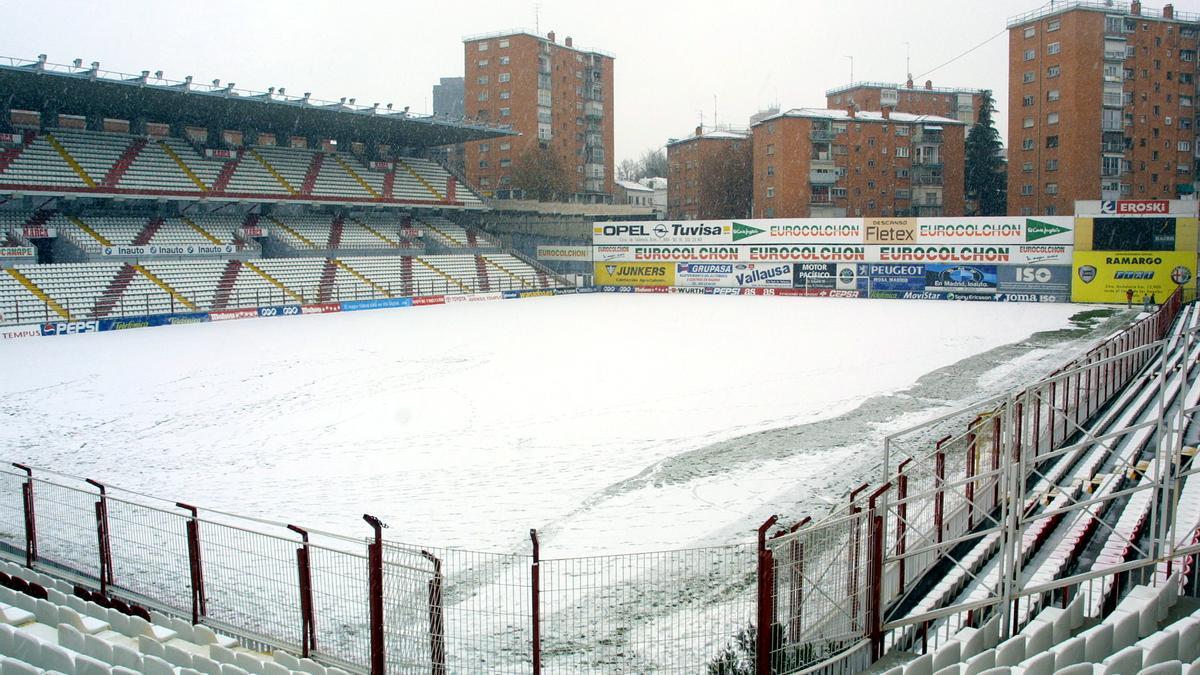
xmin=638 ymin=148 xmax=668 ymax=179
xmin=617 ymin=158 xmax=640 ymax=182
xmin=697 ymin=142 xmax=752 ymax=218
xmin=511 ymin=146 xmax=572 ymax=201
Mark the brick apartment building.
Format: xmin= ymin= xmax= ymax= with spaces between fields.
xmin=462 ymin=30 xmax=615 ymax=202
xmin=1007 ymin=1 xmax=1199 ymax=216
xmin=826 ymin=80 xmax=988 ymax=123
xmin=750 ymin=109 xmax=966 ymax=218
xmin=666 ymin=127 xmax=751 ymax=219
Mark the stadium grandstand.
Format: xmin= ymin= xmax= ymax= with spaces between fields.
xmin=0 ymin=54 xmax=566 ymax=325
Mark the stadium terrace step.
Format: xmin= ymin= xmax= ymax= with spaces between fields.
xmin=300 ymin=152 xmax=324 ymax=195
xmin=101 ymin=138 xmax=146 ymax=187
xmin=400 ymin=255 xmax=414 ymax=295
xmin=0 ymin=138 xmax=30 ymax=175
xmin=466 ymin=229 xmax=478 ymax=247
xmin=327 ymin=215 xmax=344 ymax=249
xmin=483 ymin=256 xmax=528 ymax=289
xmin=474 ymin=255 xmax=491 ymax=292
xmin=317 ymin=259 xmax=338 ymax=303
xmin=45 ymin=133 xmax=96 ymax=187
xmin=381 ymin=169 xmax=395 ymax=200
xmin=242 ymin=260 xmax=305 ymax=304
xmin=350 ymin=217 xmax=400 ymax=247
xmin=247 ymin=148 xmax=297 ymax=195
xmin=268 ymin=216 xmax=318 ymax=250
xmin=537 ymin=271 xmax=549 ymax=288
xmin=331 ymin=153 xmax=380 ymax=198
xmin=90 ymin=264 xmax=137 ymax=318
xmin=179 ymin=215 xmax=224 ymax=245
xmin=415 ymin=256 xmax=470 ymax=293
xmin=395 ymin=157 xmax=443 ymax=200
xmin=132 ymin=263 xmax=197 ymax=311
xmin=211 ymin=260 xmax=243 ymax=310
xmin=5 ymin=268 xmax=69 ymax=320
xmin=210 ymin=150 xmax=242 ymax=192
xmin=156 ymin=140 xmax=208 ymax=191
xmin=333 ymin=258 xmax=393 ymax=297
xmin=20 ymin=210 xmax=53 ymax=232
xmin=131 ymin=217 xmax=164 ymax=246
xmin=68 ymin=215 xmax=115 ymax=247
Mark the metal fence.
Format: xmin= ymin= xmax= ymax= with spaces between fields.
xmin=0 ymin=290 xmax=1194 ymax=674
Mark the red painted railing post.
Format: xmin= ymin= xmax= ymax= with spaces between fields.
xmin=896 ymin=459 xmax=911 ymax=590
xmin=421 ymin=550 xmax=446 ymax=675
xmin=848 ymin=483 xmax=869 ymax=628
xmin=933 ymin=441 xmax=948 ymax=545
xmin=12 ymin=464 xmax=36 ymax=567
xmin=176 ymin=503 xmax=207 ymax=624
xmin=786 ymin=517 xmax=810 ymax=645
xmin=530 ymin=529 xmax=541 ymax=675
xmin=363 ymin=515 xmax=385 ymax=675
xmin=868 ymin=483 xmax=892 ymax=661
xmin=966 ymin=418 xmax=979 ymax=529
xmin=991 ymin=416 xmax=1002 ymax=506
xmin=287 ymin=525 xmax=317 ymax=658
xmin=755 ymin=514 xmax=779 ymax=675
xmin=85 ymin=480 xmax=113 ymax=595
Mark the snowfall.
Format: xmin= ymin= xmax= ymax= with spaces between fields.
xmin=0 ymin=294 xmax=1125 ymax=557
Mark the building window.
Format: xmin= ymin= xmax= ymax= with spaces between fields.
xmin=1023 ymin=71 xmax=1035 ymax=83
xmin=479 ymin=143 xmax=489 ymax=153
xmin=1024 ymin=26 xmax=1036 ymax=38
xmin=1047 ymin=18 xmax=1060 ymax=31
xmin=1021 ymin=207 xmax=1034 ymax=216
xmin=498 ymin=39 xmax=509 ymax=48
xmin=1181 ymin=96 xmax=1194 ymax=107
xmin=1021 ymin=184 xmax=1033 ymax=196
xmin=765 ymin=207 xmax=775 ymax=218
xmin=1023 ymin=95 xmax=1034 ymax=106
xmin=766 ymin=165 xmax=774 ymax=176
xmin=1047 ymin=112 xmax=1059 ymax=125
xmin=1022 ymin=162 xmax=1033 ymax=172
xmin=1046 ymin=135 xmax=1059 ymax=148
xmin=500 ymin=158 xmax=511 ymax=167
xmin=766 ymin=187 xmax=775 ymax=198
xmin=1047 ymin=89 xmax=1060 ymax=102
xmin=498 ymin=73 xmax=511 ymax=83
xmin=478 ymin=42 xmax=489 ymax=51
xmin=766 ymin=144 xmax=775 ymax=155
xmin=478 ymin=160 xmax=489 ymax=168
xmin=1024 ymin=49 xmax=1036 ymax=61
xmin=1045 ymin=182 xmax=1058 ymax=195
xmin=499 ymin=91 xmax=510 ymax=99
xmin=1046 ymin=65 xmax=1060 ymax=78
xmin=1047 ymin=42 xmax=1061 ymax=55
xmin=1022 ymin=138 xmax=1035 ymax=150
xmin=500 ymin=142 xmax=511 ymax=151
xmin=1181 ymin=50 xmax=1196 ymax=62
xmin=477 ymin=75 xmax=489 ymax=85
xmin=896 ymin=126 xmax=909 ymax=136
xmin=499 ymin=56 xmax=510 ymax=65
xmin=895 ymin=146 xmax=909 ymax=157
xmin=1046 ymin=159 xmax=1058 ymax=171
xmin=1180 ymin=140 xmax=1193 ymax=152
xmin=477 ymin=59 xmax=489 ymax=68
xmin=1023 ymin=117 xmax=1034 ymax=128
xmin=477 ymin=91 xmax=489 ymax=101
xmin=500 ymin=107 xmax=511 ymax=117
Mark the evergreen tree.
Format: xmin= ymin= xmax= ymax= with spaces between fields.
xmin=964 ymin=90 xmax=1007 ymax=216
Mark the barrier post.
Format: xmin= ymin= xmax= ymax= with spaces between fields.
xmin=420 ymin=551 xmax=446 ymax=675
xmin=868 ymin=483 xmax=891 ymax=661
xmin=286 ymin=525 xmax=317 ymax=658
xmin=896 ymin=458 xmax=911 ymax=590
xmin=530 ymin=529 xmax=541 ymax=675
xmin=12 ymin=464 xmax=35 ymax=567
xmin=363 ymin=515 xmax=385 ymax=675
xmin=966 ymin=418 xmax=979 ymax=529
xmin=176 ymin=502 xmax=207 ymax=623
xmin=85 ymin=479 xmax=114 ymax=595
xmin=933 ymin=439 xmax=948 ymax=545
xmin=848 ymin=483 xmax=869 ymax=627
xmin=755 ymin=515 xmax=779 ymax=675
xmin=786 ymin=517 xmax=811 ymax=644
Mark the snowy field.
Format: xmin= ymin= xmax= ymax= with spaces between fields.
xmin=0 ymin=294 xmax=1118 ymax=556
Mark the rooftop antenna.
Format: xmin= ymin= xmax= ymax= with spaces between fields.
xmin=713 ymin=94 xmax=718 ymax=129
xmin=534 ymin=2 xmax=540 ymax=34
xmin=905 ymin=42 xmax=911 ymax=80
xmin=843 ymin=55 xmax=854 ymax=84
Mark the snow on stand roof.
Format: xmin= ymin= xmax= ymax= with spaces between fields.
xmin=615 ymin=179 xmax=654 ymax=192
xmin=751 ymin=108 xmax=968 ymax=127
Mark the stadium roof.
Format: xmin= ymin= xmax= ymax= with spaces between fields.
xmin=0 ymin=55 xmax=517 ymax=148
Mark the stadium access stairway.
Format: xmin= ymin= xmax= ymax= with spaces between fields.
xmin=0 ymin=558 xmax=350 ymax=675
xmin=0 ymin=254 xmax=564 ymax=324
xmin=877 ymin=303 xmax=1200 ymax=673
xmin=0 ymin=128 xmax=486 ymax=208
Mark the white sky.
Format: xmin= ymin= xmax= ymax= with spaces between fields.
xmin=10 ymin=0 xmax=1054 ymax=164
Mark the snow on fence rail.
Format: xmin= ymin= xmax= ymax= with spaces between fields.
xmin=0 ymin=289 xmax=1188 ymax=674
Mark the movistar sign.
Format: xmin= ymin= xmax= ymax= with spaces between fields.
xmin=732 ymin=222 xmax=764 ymax=242
xmin=1025 ymin=219 xmax=1070 ymax=242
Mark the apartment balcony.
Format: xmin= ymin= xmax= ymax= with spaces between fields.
xmin=914 ymin=175 xmax=945 ymax=186
xmin=1100 ymin=167 xmax=1127 ymax=178
xmin=809 ymin=169 xmax=839 ymax=185
xmin=810 ymin=129 xmax=837 ymax=142
xmin=913 ymin=158 xmax=944 ymax=169
xmin=584 ymin=101 xmax=604 ymax=118
xmin=914 ymin=132 xmax=944 ymax=145
xmin=1103 ymin=49 xmax=1127 ymax=61
xmin=1101 ymin=120 xmax=1123 ymax=132
xmin=916 ymin=204 xmax=944 ymax=216
xmin=810 ymin=157 xmax=835 ymax=170
xmin=1101 ymin=141 xmax=1127 ymax=153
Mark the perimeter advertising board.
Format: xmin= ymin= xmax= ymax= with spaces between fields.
xmin=592 ymin=263 xmax=675 ymax=287
xmin=592 ymin=217 xmax=1074 ymax=246
xmin=592 ymin=244 xmax=1072 ymax=265
xmin=674 ymin=262 xmax=794 ymax=288
xmin=1071 ymin=251 xmax=1196 ymax=303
